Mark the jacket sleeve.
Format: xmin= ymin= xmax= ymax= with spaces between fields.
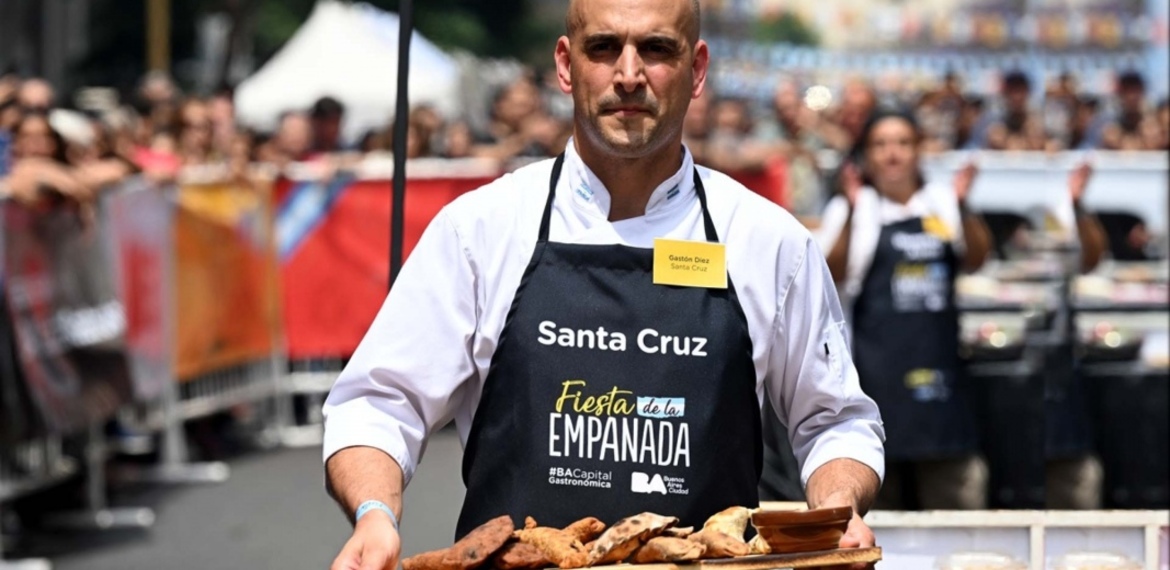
xmin=766 ymin=235 xmax=886 ymax=486
xmin=322 ymin=209 xmax=479 ymax=486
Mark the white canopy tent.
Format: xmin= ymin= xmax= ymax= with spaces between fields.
xmin=235 ymin=0 xmax=461 ymax=143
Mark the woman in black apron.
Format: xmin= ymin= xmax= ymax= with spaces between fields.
xmin=823 ymin=111 xmax=993 ymax=510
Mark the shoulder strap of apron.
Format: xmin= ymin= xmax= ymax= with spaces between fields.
xmin=538 ymin=152 xmax=720 ymax=243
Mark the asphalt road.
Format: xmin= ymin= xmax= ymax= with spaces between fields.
xmin=42 ymin=427 xmax=467 ymax=570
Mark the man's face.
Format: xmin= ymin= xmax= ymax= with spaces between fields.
xmin=278 ymin=114 xmax=312 ymax=157
xmin=555 ymin=0 xmax=707 ymax=159
xmin=1118 ymin=85 xmax=1144 ymax=115
xmin=314 ymin=115 xmax=342 ymax=150
xmin=1004 ymin=84 xmax=1029 ymax=113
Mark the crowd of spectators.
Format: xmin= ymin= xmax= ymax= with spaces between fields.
xmin=2 ymin=65 xmax=1167 ymax=213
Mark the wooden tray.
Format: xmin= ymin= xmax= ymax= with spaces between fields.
xmin=584 ymin=547 xmax=882 ymax=570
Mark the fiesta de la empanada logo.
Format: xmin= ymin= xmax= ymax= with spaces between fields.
xmin=548 ymin=380 xmax=690 ymax=468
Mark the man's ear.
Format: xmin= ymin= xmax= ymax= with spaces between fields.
xmin=555 ymin=36 xmax=573 ymax=94
xmin=691 ymin=39 xmax=709 ymax=100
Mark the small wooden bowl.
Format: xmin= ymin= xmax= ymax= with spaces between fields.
xmin=750 ymin=506 xmax=853 ymax=554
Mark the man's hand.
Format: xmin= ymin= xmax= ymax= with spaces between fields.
xmin=331 ymin=510 xmax=401 ymax=570
xmin=831 ymin=512 xmax=877 ymax=570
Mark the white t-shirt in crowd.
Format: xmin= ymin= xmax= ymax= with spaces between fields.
xmin=816 ymin=183 xmax=967 ymax=309
xmin=323 ymin=142 xmax=885 ymax=490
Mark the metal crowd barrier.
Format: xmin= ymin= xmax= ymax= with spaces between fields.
xmin=109 ymin=176 xmax=289 ymax=483
xmin=279 ymin=357 xmax=346 ymax=448
xmin=1 ymin=174 xmax=290 ymax=563
xmin=0 ymin=437 xmax=72 ymax=569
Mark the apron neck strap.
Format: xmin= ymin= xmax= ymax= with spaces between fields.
xmin=539 ymin=153 xmax=721 ymax=243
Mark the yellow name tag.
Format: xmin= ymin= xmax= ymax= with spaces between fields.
xmin=652 ymin=238 xmax=727 ymax=289
xmin=922 ymin=216 xmax=953 ymax=241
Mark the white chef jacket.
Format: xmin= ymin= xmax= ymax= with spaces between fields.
xmin=816 ymin=183 xmax=967 ymax=309
xmin=323 ymin=142 xmax=886 ymax=490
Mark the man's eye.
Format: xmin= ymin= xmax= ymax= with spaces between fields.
xmin=587 ymin=42 xmax=617 ymax=54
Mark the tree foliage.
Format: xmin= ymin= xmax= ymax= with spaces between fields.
xmin=750 ymin=10 xmax=820 ymax=46
xmin=74 ymin=0 xmax=558 ymax=95
xmin=253 ymin=0 xmax=554 ymax=63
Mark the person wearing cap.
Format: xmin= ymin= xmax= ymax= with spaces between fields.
xmin=322 ymin=1 xmax=885 ymax=569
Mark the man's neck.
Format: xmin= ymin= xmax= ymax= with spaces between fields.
xmin=574 ymin=136 xmax=683 ymax=222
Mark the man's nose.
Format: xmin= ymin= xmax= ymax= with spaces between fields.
xmin=614 ymin=45 xmax=645 ymax=93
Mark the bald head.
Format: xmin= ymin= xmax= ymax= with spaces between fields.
xmin=566 ymin=0 xmax=701 ymax=44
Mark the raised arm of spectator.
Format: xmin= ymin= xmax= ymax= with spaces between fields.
xmin=3 ymin=158 xmax=92 ymax=204
xmin=821 ymin=162 xmax=861 ymax=284
xmin=954 ymin=163 xmax=992 ymax=272
xmin=1069 ymin=162 xmax=1108 ymax=273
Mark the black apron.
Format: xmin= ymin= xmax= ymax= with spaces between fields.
xmin=852 ymin=215 xmax=977 ymax=461
xmin=456 ymin=155 xmax=761 ymax=538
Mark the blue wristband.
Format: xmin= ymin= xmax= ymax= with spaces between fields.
xmin=355 ymin=500 xmax=399 ymax=529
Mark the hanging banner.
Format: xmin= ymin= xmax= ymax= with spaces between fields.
xmin=276 ymin=174 xmax=495 ymax=358
xmin=1 ymin=199 xmax=133 ymax=435
xmin=172 ymin=181 xmax=280 ymax=381
xmin=106 ymin=179 xmax=173 ymax=401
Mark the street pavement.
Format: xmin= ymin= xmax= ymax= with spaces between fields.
xmin=43 ymin=427 xmax=467 ymax=570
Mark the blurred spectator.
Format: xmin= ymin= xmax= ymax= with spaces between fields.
xmin=440 ymin=119 xmax=474 ymax=159
xmin=2 ymin=112 xmax=97 ymax=204
xmin=1067 ymin=96 xmax=1103 ymax=150
xmin=177 ymin=97 xmax=216 ymax=166
xmin=408 ymin=105 xmax=443 ymax=157
xmin=954 ymin=95 xmax=987 ymax=151
xmin=758 ymin=80 xmax=829 ymax=216
xmin=10 ymin=112 xmax=66 ymax=163
xmin=917 ymin=71 xmax=966 ymax=152
xmin=1100 ymin=71 xmax=1161 ymax=150
xmin=985 ymin=70 xmax=1049 ymax=151
xmin=208 ymin=84 xmax=238 ymax=158
xmin=820 ymin=77 xmax=878 ymax=152
xmin=705 ymin=96 xmax=773 ymax=172
xmin=358 ymin=128 xmax=391 ymax=154
xmin=1043 ymin=72 xmax=1079 ymax=146
xmin=256 ymin=111 xmax=312 ymax=167
xmin=139 ymin=71 xmax=179 ymax=107
xmin=310 ymin=96 xmax=346 ymax=154
xmin=137 ymin=71 xmax=180 ymax=136
xmin=17 ymin=77 xmax=55 ymax=112
xmin=473 ymin=78 xmax=548 ymax=160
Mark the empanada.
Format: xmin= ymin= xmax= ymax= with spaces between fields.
xmin=631 ymin=536 xmax=707 ymax=563
xmin=701 ymin=507 xmax=751 ymax=541
xmin=687 ymin=528 xmax=750 ymax=559
xmin=403 ymin=515 xmax=514 ymax=570
xmin=563 ymin=517 xmax=606 ymax=543
xmin=515 ymin=526 xmax=588 ymax=569
xmin=491 ymin=542 xmax=551 ymax=570
xmin=586 ymin=512 xmax=678 ymax=565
